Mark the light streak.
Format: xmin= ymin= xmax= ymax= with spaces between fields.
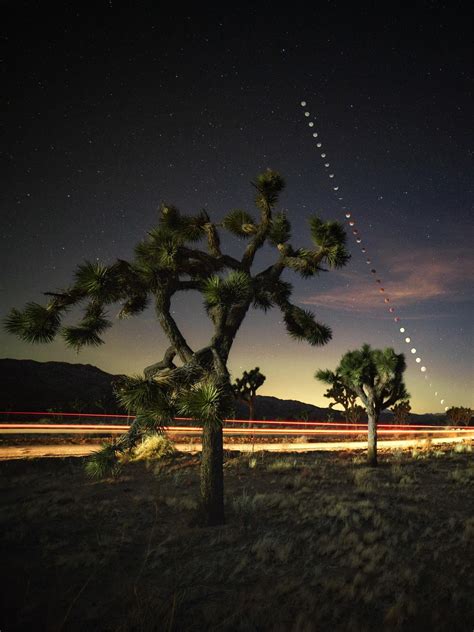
xmin=1 ymin=434 xmax=472 ymax=460
xmin=0 ymin=410 xmax=133 ymax=418
xmin=1 ymin=424 xmax=472 ymax=436
xmin=0 ymin=411 xmax=458 ymax=430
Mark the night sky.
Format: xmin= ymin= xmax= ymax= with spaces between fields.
xmin=2 ymin=3 xmax=473 ymax=413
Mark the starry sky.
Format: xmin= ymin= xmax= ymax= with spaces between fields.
xmin=2 ymin=3 xmax=473 ymax=413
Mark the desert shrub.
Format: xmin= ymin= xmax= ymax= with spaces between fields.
xmin=232 ymin=489 xmax=255 ymax=524
xmin=251 ymin=534 xmax=293 ymax=563
xmin=352 ymin=468 xmax=376 ymax=492
xmin=267 ymin=458 xmax=298 ymax=472
xmin=462 ymin=517 xmax=474 ymax=542
xmin=453 ymin=441 xmax=473 ymax=454
xmin=448 ymin=465 xmax=474 ymax=484
xmin=131 ymin=432 xmax=176 ymax=462
xmin=162 ymin=496 xmax=198 ymax=511
xmin=224 ymin=453 xmax=250 ymax=470
xmin=85 ymin=443 xmax=122 ymax=479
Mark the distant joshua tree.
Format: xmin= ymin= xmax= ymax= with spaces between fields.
xmin=4 ymin=170 xmax=349 ymax=525
xmin=232 ymin=367 xmax=266 ymax=421
xmin=317 ymin=345 xmax=408 ymax=466
xmin=315 ymin=369 xmax=365 ymax=424
xmin=445 ymin=406 xmax=473 ymax=426
xmin=390 ymin=399 xmax=411 ymax=425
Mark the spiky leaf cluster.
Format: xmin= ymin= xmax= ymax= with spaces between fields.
xmin=159 ymin=204 xmax=207 ymax=242
xmin=61 ymin=304 xmax=111 ymax=351
xmin=203 ymin=272 xmax=252 ymax=310
xmin=74 ymin=261 xmax=120 ymax=303
xmin=3 ymin=302 xmax=62 ymax=343
xmin=135 ymin=228 xmax=182 ymax=271
xmin=178 ymin=379 xmax=234 ymax=425
xmin=222 ymin=210 xmax=256 ymax=237
xmin=252 ymin=277 xmax=292 ymax=312
xmin=114 ymin=374 xmax=175 ymax=417
xmin=283 ymin=305 xmax=332 ymax=346
xmin=118 ymin=294 xmax=150 ymax=319
xmin=85 ymin=442 xmax=122 ymax=479
xmin=309 ymin=217 xmax=350 ymax=268
xmin=284 ymin=248 xmax=326 ymax=278
xmin=254 ymin=170 xmax=286 ymax=210
xmin=268 ymin=212 xmax=291 ymax=246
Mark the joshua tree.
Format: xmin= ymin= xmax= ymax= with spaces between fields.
xmin=390 ymin=399 xmax=411 ymax=425
xmin=232 ymin=367 xmax=266 ymax=421
xmin=4 ymin=170 xmax=349 ymax=524
xmin=315 ymin=369 xmax=365 ymax=424
xmin=445 ymin=406 xmax=473 ymax=426
xmin=317 ymin=344 xmax=408 ymax=466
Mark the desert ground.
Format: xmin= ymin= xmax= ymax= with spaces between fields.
xmin=1 ymin=440 xmax=473 ymax=631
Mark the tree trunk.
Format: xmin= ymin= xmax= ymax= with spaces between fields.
xmin=248 ymin=398 xmax=255 ymax=422
xmin=367 ymin=409 xmax=378 ymax=467
xmin=248 ymin=398 xmax=255 ymax=450
xmin=200 ymin=420 xmax=225 ymax=526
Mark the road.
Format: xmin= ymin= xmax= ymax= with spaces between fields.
xmin=0 ymin=432 xmax=473 ymax=460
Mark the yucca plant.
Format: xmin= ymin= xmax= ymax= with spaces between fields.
xmin=317 ymin=344 xmax=409 ymax=465
xmin=314 ymin=369 xmax=365 ymax=424
xmin=232 ymin=367 xmax=266 ymax=421
xmin=85 ymin=442 xmax=123 ymax=479
xmin=4 ymin=170 xmax=349 ymax=525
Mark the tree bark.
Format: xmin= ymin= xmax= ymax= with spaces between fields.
xmin=248 ymin=398 xmax=255 ymax=447
xmin=248 ymin=398 xmax=255 ymax=422
xmin=200 ymin=420 xmax=225 ymax=525
xmin=367 ymin=409 xmax=378 ymax=467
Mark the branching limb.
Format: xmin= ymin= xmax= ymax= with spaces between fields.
xmin=143 ymin=346 xmax=177 ymax=380
xmin=180 ymin=247 xmax=243 ymax=272
xmin=155 ymin=294 xmax=194 ymax=363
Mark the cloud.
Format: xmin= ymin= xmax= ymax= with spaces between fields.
xmin=300 ymin=248 xmax=474 ymax=314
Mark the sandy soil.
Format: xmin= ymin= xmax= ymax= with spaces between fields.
xmin=1 ymin=442 xmax=473 ymax=631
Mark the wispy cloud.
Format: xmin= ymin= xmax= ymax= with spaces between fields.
xmin=300 ymin=248 xmax=474 ymax=314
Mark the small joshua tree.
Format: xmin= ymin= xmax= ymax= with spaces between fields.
xmin=315 ymin=369 xmax=365 ymax=424
xmin=4 ymin=170 xmax=349 ymax=524
xmin=445 ymin=406 xmax=473 ymax=426
xmin=318 ymin=344 xmax=408 ymax=466
xmin=232 ymin=367 xmax=266 ymax=421
xmin=391 ymin=399 xmax=411 ymax=425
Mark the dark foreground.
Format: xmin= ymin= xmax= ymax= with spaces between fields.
xmin=1 ymin=444 xmax=473 ymax=631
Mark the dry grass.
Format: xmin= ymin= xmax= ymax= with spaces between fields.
xmin=0 ymin=444 xmax=473 ymax=631
xmin=130 ymin=432 xmax=176 ymax=462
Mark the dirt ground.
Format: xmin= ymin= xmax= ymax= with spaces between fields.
xmin=1 ymin=442 xmax=473 ymax=631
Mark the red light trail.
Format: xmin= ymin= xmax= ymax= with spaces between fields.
xmin=1 ymin=423 xmax=472 ymax=437
xmin=0 ymin=411 xmax=465 ymax=430
xmin=1 ymin=413 xmax=472 ymax=458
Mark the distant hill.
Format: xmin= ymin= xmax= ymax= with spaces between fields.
xmin=0 ymin=359 xmax=123 ymax=414
xmin=0 ymin=358 xmax=448 ymax=423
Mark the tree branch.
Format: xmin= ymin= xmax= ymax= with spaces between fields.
xmin=144 ymin=346 xmax=177 ymax=380
xmin=180 ymin=247 xmax=243 ymax=272
xmin=155 ymin=293 xmax=194 ymax=363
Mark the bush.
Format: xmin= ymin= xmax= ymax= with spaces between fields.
xmin=131 ymin=432 xmax=176 ymax=462
xmin=85 ymin=443 xmax=122 ymax=479
xmin=267 ymin=458 xmax=297 ymax=472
